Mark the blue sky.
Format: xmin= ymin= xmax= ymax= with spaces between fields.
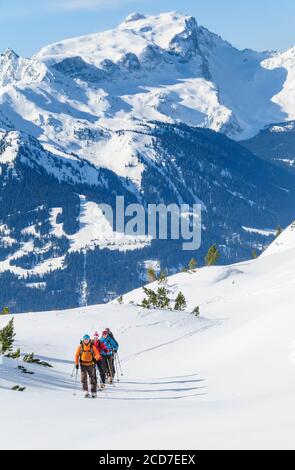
xmin=1 ymin=0 xmax=295 ymax=57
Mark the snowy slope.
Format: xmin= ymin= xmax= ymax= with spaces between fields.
xmin=1 ymin=223 xmax=295 ymax=449
xmin=263 ymin=47 xmax=295 ymax=121
xmin=261 ymin=221 xmax=295 ymax=257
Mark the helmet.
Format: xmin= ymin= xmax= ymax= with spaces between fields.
xmin=83 ymin=334 xmax=90 ymax=342
xmin=102 ymin=330 xmax=108 ymax=337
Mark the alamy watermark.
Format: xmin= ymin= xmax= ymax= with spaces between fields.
xmin=98 ymin=196 xmax=202 ymax=251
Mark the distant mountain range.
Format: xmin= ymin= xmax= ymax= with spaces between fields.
xmin=242 ymin=121 xmax=295 ymax=172
xmin=1 ymin=12 xmax=295 ymax=312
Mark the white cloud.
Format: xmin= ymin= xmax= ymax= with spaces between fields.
xmin=48 ymin=0 xmax=141 ymax=11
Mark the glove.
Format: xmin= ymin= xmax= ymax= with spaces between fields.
xmin=113 ymin=350 xmax=117 ymax=354
xmin=75 ymin=364 xmax=79 ymax=370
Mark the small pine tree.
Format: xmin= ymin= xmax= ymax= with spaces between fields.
xmin=23 ymin=353 xmax=53 ymax=368
xmin=117 ymin=295 xmax=123 ymax=305
xmin=0 ymin=318 xmax=15 ymax=354
xmin=141 ymin=298 xmax=151 ymax=309
xmin=157 ymin=287 xmax=170 ymax=309
xmin=6 ymin=348 xmax=21 ymax=359
xmin=141 ymin=286 xmax=171 ymax=310
xmin=1 ymin=307 xmax=10 ymax=315
xmin=188 ymin=258 xmax=197 ymax=271
xmin=252 ymin=250 xmax=258 ymax=259
xmin=192 ymin=306 xmax=200 ymax=317
xmin=275 ymin=225 xmax=282 ymax=238
xmin=147 ymin=266 xmax=157 ymax=283
xmin=157 ymin=269 xmax=168 ymax=286
xmin=205 ymin=244 xmax=220 ymax=266
xmin=142 ymin=287 xmax=158 ymax=309
xmin=174 ymin=292 xmax=187 ymax=311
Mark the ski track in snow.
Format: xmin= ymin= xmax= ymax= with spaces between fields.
xmin=0 ymin=320 xmax=210 ymax=402
xmin=123 ymin=320 xmax=220 ymax=362
xmin=0 ymin=304 xmax=211 ymax=407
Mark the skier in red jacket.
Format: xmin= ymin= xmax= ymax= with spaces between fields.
xmin=91 ymin=332 xmax=109 ymax=388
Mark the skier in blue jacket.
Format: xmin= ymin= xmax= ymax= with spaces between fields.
xmin=100 ymin=330 xmax=119 ymax=383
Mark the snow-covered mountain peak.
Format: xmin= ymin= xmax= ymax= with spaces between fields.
xmin=2 ymin=48 xmax=19 ymax=60
xmin=0 ymin=9 xmax=295 ymax=162
xmin=0 ymin=49 xmax=48 ymax=87
xmin=119 ymin=11 xmax=198 ymax=54
xmin=0 ymin=49 xmax=28 ymax=86
xmin=123 ymin=12 xmax=147 ymax=23
xmin=31 ymin=12 xmax=295 ymax=140
xmin=36 ymin=12 xmax=201 ymax=70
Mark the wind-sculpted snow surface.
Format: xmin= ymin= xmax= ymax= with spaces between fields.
xmin=1 ymin=226 xmax=295 ymax=449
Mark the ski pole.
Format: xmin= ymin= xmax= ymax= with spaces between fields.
xmin=110 ymin=355 xmax=119 ymax=383
xmin=106 ymin=357 xmax=113 ymax=382
xmin=94 ymin=364 xmax=100 ymax=393
xmin=73 ymin=368 xmax=78 ymax=396
xmin=70 ymin=365 xmax=76 ymax=378
xmin=114 ymin=354 xmax=120 ymax=382
xmin=96 ymin=361 xmax=103 ymax=389
xmin=116 ymin=352 xmax=124 ymax=376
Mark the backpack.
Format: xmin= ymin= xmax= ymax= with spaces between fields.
xmin=79 ymin=341 xmax=95 ymax=365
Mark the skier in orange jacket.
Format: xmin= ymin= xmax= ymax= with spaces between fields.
xmin=75 ymin=334 xmax=100 ymax=398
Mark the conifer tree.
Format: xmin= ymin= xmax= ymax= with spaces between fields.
xmin=141 ymin=287 xmax=158 ymax=309
xmin=0 ymin=318 xmax=15 ymax=354
xmin=174 ymin=292 xmax=187 ymax=311
xmin=1 ymin=307 xmax=10 ymax=315
xmin=141 ymin=286 xmax=170 ymax=309
xmin=275 ymin=225 xmax=282 ymax=238
xmin=147 ymin=266 xmax=157 ymax=283
xmin=157 ymin=287 xmax=170 ymax=309
xmin=157 ymin=269 xmax=168 ymax=286
xmin=205 ymin=244 xmax=220 ymax=266
xmin=188 ymin=258 xmax=197 ymax=271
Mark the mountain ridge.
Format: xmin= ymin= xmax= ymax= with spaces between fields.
xmin=1 ymin=11 xmax=294 ymax=148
